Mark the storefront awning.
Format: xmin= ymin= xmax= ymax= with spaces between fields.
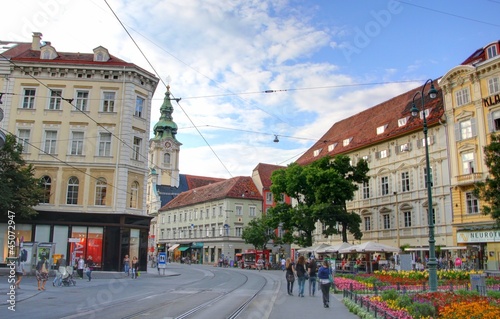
xmin=168 ymin=244 xmax=180 ymax=252
xmin=178 ymin=246 xmax=190 ymax=252
xmin=441 ymin=246 xmax=467 ymax=250
xmin=191 ymin=242 xmax=204 ymax=249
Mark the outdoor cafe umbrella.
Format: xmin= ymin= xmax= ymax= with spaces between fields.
xmin=296 ymin=243 xmax=330 ymax=254
xmin=317 ymin=242 xmax=353 ymax=254
xmin=338 ymin=241 xmax=400 ymax=273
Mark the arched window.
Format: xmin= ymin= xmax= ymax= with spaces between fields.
xmin=163 ymin=153 xmax=171 ymax=164
xmin=67 ymin=176 xmax=79 ymax=205
xmin=129 ymin=181 xmax=139 ymax=208
xmin=40 ymin=176 xmax=51 ymax=204
xmin=95 ymin=178 xmax=107 ymax=206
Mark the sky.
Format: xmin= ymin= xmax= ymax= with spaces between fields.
xmin=2 ymin=0 xmax=500 ymax=179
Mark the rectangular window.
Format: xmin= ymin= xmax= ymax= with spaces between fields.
xmin=460 ymin=119 xmax=473 ymax=140
xmin=22 ymin=88 xmax=36 ymax=109
xmin=266 ymin=192 xmax=273 ymax=204
xmin=362 ymin=181 xmax=370 ymax=199
xmin=212 ymin=207 xmax=216 ymax=217
xmin=466 ymin=192 xmax=479 ymax=214
xmin=398 ymin=143 xmax=410 ymax=153
xmin=401 ymin=171 xmax=410 ymax=192
xmin=75 ymin=90 xmax=89 ymax=111
xmin=379 ymin=149 xmax=388 ymax=159
xmin=236 ymin=206 xmax=242 ymax=215
xmin=235 ymin=227 xmax=242 ymax=237
xmin=18 ymin=129 xmax=30 ymax=153
xmin=135 ymin=96 xmax=145 ymax=117
xmin=249 ymin=206 xmax=256 ymax=217
xmin=219 ymin=206 xmax=223 ymax=216
xmin=44 ymin=130 xmax=57 ymax=154
xmin=381 ymin=176 xmax=389 ymax=196
xmin=455 ymin=88 xmax=470 ymax=107
xmin=132 ymin=137 xmax=141 ymax=161
xmin=70 ymin=131 xmax=84 ymax=155
xmin=364 ymin=216 xmax=371 ymax=231
xmin=98 ymin=132 xmax=112 ymax=156
xmin=488 ymin=77 xmax=500 ymax=95
xmin=383 ymin=214 xmax=390 ymax=229
xmin=48 ymin=89 xmax=62 ymax=110
xmin=404 ymin=211 xmax=412 ymax=227
xmin=461 ymin=152 xmax=475 ymax=174
xmin=102 ymin=91 xmax=116 ymax=112
xmin=492 ymin=110 xmax=500 ymax=132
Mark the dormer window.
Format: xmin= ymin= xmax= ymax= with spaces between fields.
xmin=40 ymin=44 xmax=57 ymax=60
xmin=343 ymin=137 xmax=352 ymax=146
xmin=313 ymin=149 xmax=322 ymax=157
xmin=376 ymin=125 xmax=387 ymax=135
xmin=327 ymin=143 xmax=337 ymax=152
xmin=398 ymin=117 xmax=408 ymax=127
xmin=93 ymin=46 xmax=110 ymax=62
xmin=487 ymin=44 xmax=498 ymax=59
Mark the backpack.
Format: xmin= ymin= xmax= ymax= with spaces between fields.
xmin=20 ymin=249 xmax=28 ymax=262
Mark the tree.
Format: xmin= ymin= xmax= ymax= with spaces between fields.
xmin=268 ymin=155 xmax=369 ymax=245
xmin=241 ymin=215 xmax=276 ymax=250
xmin=0 ymin=134 xmax=44 ymax=219
xmin=473 ymin=133 xmax=500 ymax=225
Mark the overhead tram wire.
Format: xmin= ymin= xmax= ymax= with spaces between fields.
xmin=104 ymin=0 xmax=235 ymax=178
xmin=0 ymin=126 xmax=134 ymax=200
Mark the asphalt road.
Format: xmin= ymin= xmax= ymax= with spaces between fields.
xmin=0 ymin=264 xmax=358 ymax=319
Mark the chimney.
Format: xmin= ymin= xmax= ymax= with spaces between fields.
xmin=32 ymin=32 xmax=43 ymax=51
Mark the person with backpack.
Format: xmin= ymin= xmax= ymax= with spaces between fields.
xmin=307 ymin=256 xmax=318 ymax=296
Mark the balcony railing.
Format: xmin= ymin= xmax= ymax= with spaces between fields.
xmin=456 ymin=172 xmax=484 ymax=186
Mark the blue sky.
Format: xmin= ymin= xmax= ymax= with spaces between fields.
xmin=2 ymin=0 xmax=500 ymax=178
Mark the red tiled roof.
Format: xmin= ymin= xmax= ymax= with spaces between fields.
xmin=0 ymin=41 xmax=156 ymax=78
xmin=253 ymin=163 xmax=286 ymax=189
xmin=184 ymin=174 xmax=226 ymax=190
xmin=159 ymin=176 xmax=262 ymax=210
xmin=296 ymin=80 xmax=444 ymax=166
xmin=461 ymin=40 xmax=500 ymax=65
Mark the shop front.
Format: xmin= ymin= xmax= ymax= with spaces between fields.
xmin=0 ymin=211 xmax=151 ymax=271
xmin=457 ymin=229 xmax=500 ymax=271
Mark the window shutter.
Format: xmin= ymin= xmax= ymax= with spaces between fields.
xmin=454 ymin=122 xmax=462 ymax=142
xmin=487 ymin=112 xmax=495 ymax=133
xmin=471 ymin=117 xmax=477 ymax=137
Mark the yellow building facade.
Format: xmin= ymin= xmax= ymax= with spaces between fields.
xmin=0 ymin=33 xmax=159 ymax=270
xmin=439 ymin=40 xmax=500 ymax=270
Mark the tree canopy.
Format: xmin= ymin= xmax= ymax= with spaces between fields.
xmin=268 ymin=155 xmax=369 ymax=246
xmin=474 ymin=133 xmax=500 ymax=225
xmin=241 ymin=214 xmax=276 ymax=250
xmin=0 ymin=134 xmax=44 ymax=219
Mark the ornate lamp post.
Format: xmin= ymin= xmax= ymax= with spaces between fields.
xmin=410 ymin=79 xmax=438 ymax=292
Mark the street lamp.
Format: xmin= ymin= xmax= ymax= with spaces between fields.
xmin=410 ymin=79 xmax=438 ymax=292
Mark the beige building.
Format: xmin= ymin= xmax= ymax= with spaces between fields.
xmin=439 ymin=40 xmax=500 ymax=270
xmin=0 ymin=32 xmax=159 ymax=270
xmin=296 ymin=81 xmax=454 ymax=255
xmin=157 ymin=176 xmax=263 ymax=264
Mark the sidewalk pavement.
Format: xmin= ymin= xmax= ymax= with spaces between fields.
xmin=0 ymin=264 xmax=179 ymax=306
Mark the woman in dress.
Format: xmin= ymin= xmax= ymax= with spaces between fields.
xmin=36 ymin=256 xmax=49 ymax=291
xmin=285 ymin=258 xmax=295 ymax=296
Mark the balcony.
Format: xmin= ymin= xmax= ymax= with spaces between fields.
xmin=456 ymin=172 xmax=484 ymax=186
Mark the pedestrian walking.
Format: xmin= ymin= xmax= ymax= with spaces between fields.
xmin=77 ymin=256 xmax=85 ymax=279
xmin=85 ymin=255 xmax=94 ymax=282
xmin=318 ymin=260 xmax=333 ymax=308
xmin=36 ymin=256 xmax=50 ymax=291
xmin=307 ymin=256 xmax=317 ymax=296
xmin=131 ymin=256 xmax=139 ymax=279
xmin=295 ymin=255 xmax=307 ymax=297
xmin=281 ymin=258 xmax=286 ymax=271
xmin=285 ymin=258 xmax=295 ymax=296
xmin=15 ymin=257 xmax=25 ymax=289
xmin=123 ymin=254 xmax=130 ymax=276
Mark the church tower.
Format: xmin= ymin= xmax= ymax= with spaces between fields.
xmin=148 ymin=85 xmax=181 ymax=188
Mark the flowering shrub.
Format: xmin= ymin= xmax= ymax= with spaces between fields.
xmin=439 ymin=300 xmax=500 ymax=319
